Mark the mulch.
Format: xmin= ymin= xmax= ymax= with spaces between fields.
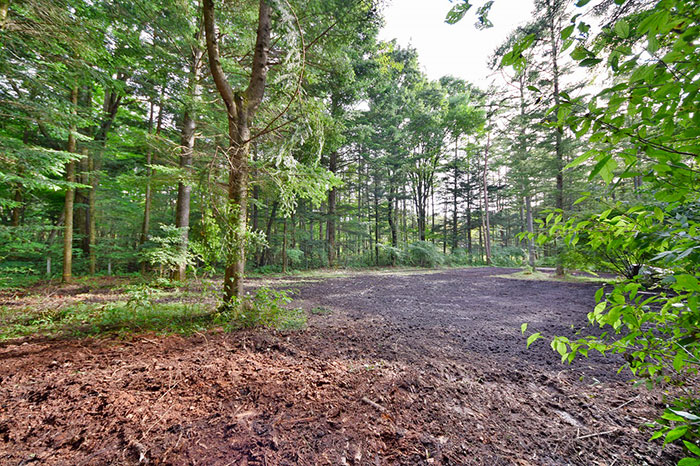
xmin=0 ymin=268 xmax=688 ymax=464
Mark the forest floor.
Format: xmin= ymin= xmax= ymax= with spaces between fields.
xmin=0 ymin=267 xmax=688 ymax=465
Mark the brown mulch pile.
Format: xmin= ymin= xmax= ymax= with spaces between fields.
xmin=0 ymin=268 xmax=687 ymax=465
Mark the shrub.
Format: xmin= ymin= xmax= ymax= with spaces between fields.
xmin=218 ymin=286 xmax=305 ymax=331
xmin=491 ymin=246 xmax=526 ymax=267
xmin=403 ymin=241 xmax=444 ymax=268
xmin=286 ymin=248 xmax=304 ymax=266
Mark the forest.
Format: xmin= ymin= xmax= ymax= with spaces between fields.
xmin=1 ymin=0 xmax=699 ymax=464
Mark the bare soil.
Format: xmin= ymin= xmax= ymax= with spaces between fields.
xmin=0 ymin=267 xmax=686 ymax=465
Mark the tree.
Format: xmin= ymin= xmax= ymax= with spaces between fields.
xmin=406 ymin=80 xmax=447 ymax=241
xmin=439 ymin=76 xmax=484 ymax=252
xmin=202 ymin=0 xmax=272 ymax=305
xmin=174 ymin=12 xmax=204 ymax=281
xmin=515 ymin=0 xmax=700 ymax=458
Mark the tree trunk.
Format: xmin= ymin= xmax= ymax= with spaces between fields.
xmin=282 ymin=217 xmax=288 ymax=273
xmin=86 ymin=83 xmax=122 ymax=275
xmin=547 ymin=0 xmax=565 ymax=276
xmin=452 ymin=139 xmax=459 ymax=251
xmin=430 ymin=185 xmax=435 ymax=244
xmin=327 ymin=151 xmax=338 ymax=267
xmin=62 ymin=86 xmax=79 ymax=283
xmin=373 ymin=175 xmax=379 ymax=266
xmin=175 ymin=28 xmax=203 ymax=281
xmin=443 ymin=199 xmax=448 ymax=254
xmin=387 ymin=182 xmax=397 ymax=265
xmin=482 ymin=134 xmax=491 ymax=265
xmin=75 ymin=154 xmax=89 ymax=255
xmin=88 ymin=153 xmax=97 ymax=274
xmin=139 ymin=99 xmax=154 ymax=272
xmin=525 ymin=195 xmax=536 ymax=270
xmin=0 ymin=0 xmax=10 ymax=29
xmin=10 ymin=188 xmax=21 ymax=226
xmin=259 ymin=201 xmax=278 ymax=267
xmin=203 ymin=0 xmax=271 ymax=306
xmin=466 ymin=153 xmax=472 ymax=255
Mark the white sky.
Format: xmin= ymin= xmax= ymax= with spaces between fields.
xmin=378 ymin=0 xmax=536 ymax=87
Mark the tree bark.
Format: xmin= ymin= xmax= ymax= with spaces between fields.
xmin=373 ymin=173 xmax=379 ymax=266
xmin=62 ymin=86 xmax=79 ymax=283
xmin=547 ymin=0 xmax=565 ymax=276
xmin=482 ymin=133 xmax=491 ymax=265
xmin=258 ymin=201 xmax=278 ymax=267
xmin=327 ymin=150 xmax=338 ymax=267
xmin=175 ymin=26 xmax=203 ymax=281
xmin=10 ymin=189 xmax=21 ymax=226
xmin=203 ymin=0 xmax=271 ymax=305
xmin=87 ymin=153 xmax=97 ymax=274
xmin=0 ymin=0 xmax=10 ymax=29
xmin=525 ymin=195 xmax=536 ymax=270
xmin=139 ymin=98 xmax=155 ymax=273
xmin=387 ymin=181 xmax=397 ymax=265
xmin=282 ymin=217 xmax=288 ymax=273
xmin=466 ymin=152 xmax=472 ymax=255
xmin=452 ymin=138 xmax=459 ymax=251
xmin=86 ymin=83 xmax=122 ymax=275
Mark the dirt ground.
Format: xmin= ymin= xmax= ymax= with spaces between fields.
xmin=0 ymin=267 xmax=686 ymax=465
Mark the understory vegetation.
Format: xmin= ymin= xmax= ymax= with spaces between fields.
xmin=0 ymin=281 xmax=305 ymax=341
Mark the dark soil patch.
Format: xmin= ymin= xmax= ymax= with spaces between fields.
xmin=0 ymin=267 xmax=686 ymax=464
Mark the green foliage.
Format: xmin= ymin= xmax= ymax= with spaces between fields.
xmin=142 ymin=225 xmax=191 ymax=276
xmin=0 ymin=300 xmax=214 ymax=341
xmin=218 ymin=286 xmax=305 ymax=331
xmin=404 ymin=241 xmax=445 ymax=268
xmin=378 ymin=244 xmax=403 ymax=266
xmin=286 ymin=248 xmax=305 ymax=267
xmin=123 ymin=283 xmax=159 ymax=311
xmin=490 ymin=245 xmax=526 ymax=267
xmin=504 ymin=0 xmax=700 ymax=458
xmin=310 ymin=306 xmax=332 ymax=315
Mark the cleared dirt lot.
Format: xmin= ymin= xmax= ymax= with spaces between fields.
xmin=0 ymin=268 xmax=684 ymax=464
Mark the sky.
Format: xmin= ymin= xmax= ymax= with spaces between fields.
xmin=378 ymin=0 xmax=536 ymax=87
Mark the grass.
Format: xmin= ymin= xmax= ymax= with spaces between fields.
xmin=0 ymin=301 xmax=218 ymax=341
xmin=0 ymin=283 xmax=308 ymax=341
xmin=494 ymin=269 xmax=615 ymax=284
xmin=310 ymin=306 xmax=333 ymax=315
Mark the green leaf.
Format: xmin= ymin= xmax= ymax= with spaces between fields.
xmin=614 ymin=20 xmax=630 ymax=39
xmin=561 ymin=24 xmax=575 ymax=41
xmin=653 ymin=207 xmax=665 ymax=222
xmin=595 ymin=287 xmax=605 ymax=303
xmin=673 ymin=351 xmax=685 ymax=372
xmin=670 ymin=410 xmax=700 ymax=422
xmin=521 ymin=323 xmax=528 ymax=335
xmin=589 ymin=155 xmax=617 ymax=184
xmin=527 ymin=332 xmax=542 ymax=348
xmin=579 ymin=58 xmax=603 ymax=67
xmin=648 ymin=34 xmax=660 ymax=53
xmin=683 ymin=441 xmax=700 ymax=457
xmin=565 ymin=149 xmax=595 ymax=169
xmin=445 ymin=2 xmax=472 ymax=24
xmin=678 ymin=458 xmax=700 ymax=466
xmin=675 ymin=275 xmax=700 ymax=292
xmin=666 ymin=426 xmax=689 ymax=444
xmin=662 ymin=412 xmax=687 ymax=422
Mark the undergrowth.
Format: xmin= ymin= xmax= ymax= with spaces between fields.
xmin=0 ymin=285 xmax=305 ymax=341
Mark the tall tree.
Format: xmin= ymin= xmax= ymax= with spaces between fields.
xmin=203 ymin=0 xmax=271 ymax=304
xmin=175 ymin=20 xmax=204 ymax=281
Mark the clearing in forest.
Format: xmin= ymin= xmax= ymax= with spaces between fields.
xmin=0 ymin=268 xmax=684 ymax=464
